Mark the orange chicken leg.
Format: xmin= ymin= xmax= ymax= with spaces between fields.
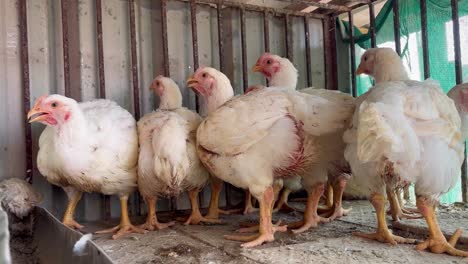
xmin=205 ymin=177 xmax=241 ymax=219
xmin=62 ymin=191 xmax=84 ymax=229
xmin=320 ymin=175 xmax=351 ymax=220
xmin=353 ymin=192 xmax=416 ymax=245
xmin=225 ymin=185 xmax=287 ymax=247
xmin=95 ymin=196 xmax=147 ymax=239
xmin=184 ymin=188 xmax=222 ymax=225
xmin=139 ymin=197 xmax=175 ymax=231
xmin=290 ymin=183 xmax=330 ymax=234
xmin=415 ymin=197 xmax=468 ymax=257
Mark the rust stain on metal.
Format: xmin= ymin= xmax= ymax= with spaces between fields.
xmin=304 ymin=16 xmax=312 ymax=87
xmin=240 ymin=8 xmax=248 ymax=91
xmin=284 ymin=14 xmax=293 ymax=62
xmin=369 ymin=2 xmax=376 ymax=48
xmin=348 ymin=11 xmax=356 ymax=97
xmin=19 ymin=0 xmax=33 ymax=183
xmin=61 ymin=0 xmax=71 ymax=97
xmin=392 ymin=0 xmax=401 ymax=55
xmin=190 ymin=0 xmax=201 ymax=117
xmin=263 ymin=10 xmax=270 ymax=86
xmin=323 ymin=17 xmax=338 ymax=90
xmin=95 ymin=0 xmax=106 ymax=99
xmin=161 ymin=0 xmax=170 ymax=77
xmin=217 ymin=0 xmax=224 ymax=73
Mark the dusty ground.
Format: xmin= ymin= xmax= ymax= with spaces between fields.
xmin=83 ymin=200 xmax=468 ymax=264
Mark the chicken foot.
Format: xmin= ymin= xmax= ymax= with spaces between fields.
xmin=205 ymin=177 xmax=242 ymax=220
xmin=317 ymin=182 xmax=334 ymax=213
xmin=62 ymin=190 xmax=84 ymax=229
xmin=353 ymin=192 xmax=417 ymax=245
xmin=95 ymin=196 xmax=147 ymax=239
xmin=184 ymin=188 xmax=222 ymax=225
xmin=273 ymin=187 xmax=299 ymax=213
xmin=289 ymin=183 xmax=330 ymax=234
xmin=139 ymin=197 xmax=175 ymax=231
xmin=224 ymin=185 xmax=287 ymax=248
xmin=243 ymin=190 xmax=259 ymax=215
xmin=319 ymin=175 xmax=352 ymax=221
xmin=415 ymin=197 xmax=468 ymax=257
xmin=386 ymin=187 xmax=422 ymax=222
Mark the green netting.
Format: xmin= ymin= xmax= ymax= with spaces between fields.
xmin=338 ymin=0 xmax=468 ymax=204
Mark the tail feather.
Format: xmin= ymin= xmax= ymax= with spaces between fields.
xmin=151 ymin=115 xmax=189 ymax=191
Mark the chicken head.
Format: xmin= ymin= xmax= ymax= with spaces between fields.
xmin=150 ymin=75 xmax=182 ymax=110
xmin=27 ymin=95 xmax=77 ymax=126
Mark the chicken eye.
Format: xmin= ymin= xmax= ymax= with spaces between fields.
xmin=51 ymin=102 xmax=58 ymax=108
xmin=267 ymin=60 xmax=272 ymax=64
xmin=363 ymin=56 xmax=367 ymax=61
xmin=156 ymin=81 xmax=160 ymax=86
xmin=202 ymin=73 xmax=207 ymax=78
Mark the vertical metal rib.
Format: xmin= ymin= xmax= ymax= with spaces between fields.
xmin=95 ymin=0 xmax=106 ymax=99
xmin=420 ymin=0 xmax=430 ymax=79
xmin=451 ymin=0 xmax=462 ymax=85
xmin=217 ymin=1 xmax=225 ymax=73
xmin=369 ymin=2 xmax=376 ymax=48
xmin=263 ymin=10 xmax=270 ymax=53
xmin=304 ymin=17 xmax=312 ymax=88
xmin=263 ymin=10 xmax=270 ymax=86
xmin=240 ymin=8 xmax=248 ymax=91
xmin=348 ymin=11 xmax=356 ymax=97
xmin=392 ymin=0 xmax=401 ymax=55
xmin=161 ymin=0 xmax=170 ymax=77
xmin=128 ymin=0 xmax=141 ymax=215
xmin=323 ymin=17 xmax=338 ymax=90
xmin=19 ymin=0 xmax=33 ymax=183
xmin=61 ymin=0 xmax=71 ymax=97
xmin=284 ymin=14 xmax=293 ymax=62
xmin=190 ymin=0 xmax=199 ymax=71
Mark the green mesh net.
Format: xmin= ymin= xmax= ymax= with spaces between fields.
xmin=338 ymin=0 xmax=468 ymax=204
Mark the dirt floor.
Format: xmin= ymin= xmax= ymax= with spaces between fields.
xmin=82 ymin=200 xmax=468 ymax=264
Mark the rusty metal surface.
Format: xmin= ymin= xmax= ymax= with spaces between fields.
xmin=348 ymin=11 xmax=356 ymax=97
xmin=217 ymin=1 xmax=225 ymax=73
xmin=161 ymin=0 xmax=170 ymax=77
xmin=19 ymin=0 xmax=33 ymax=184
xmin=128 ymin=0 xmax=141 ymax=215
xmin=392 ymin=0 xmax=401 ymax=55
xmin=304 ymin=16 xmax=312 ymax=87
xmin=420 ymin=0 xmax=430 ymax=79
xmin=368 ymin=2 xmax=376 ymax=48
xmin=61 ymin=0 xmax=71 ymax=97
xmin=323 ymin=17 xmax=338 ymax=90
xmin=240 ymin=8 xmax=248 ymax=91
xmin=284 ymin=14 xmax=293 ymax=62
xmin=179 ymin=0 xmax=326 ymax=18
xmin=95 ymin=0 xmax=106 ymax=99
xmin=34 ymin=207 xmax=114 ymax=264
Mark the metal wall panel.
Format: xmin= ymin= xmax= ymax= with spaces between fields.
xmin=0 ymin=0 xmax=326 ymax=221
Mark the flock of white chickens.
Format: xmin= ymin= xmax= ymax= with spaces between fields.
xmin=24 ymin=47 xmax=468 ymax=257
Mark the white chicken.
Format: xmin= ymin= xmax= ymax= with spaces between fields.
xmin=344 ymin=63 xmax=468 ymax=255
xmin=251 ymin=52 xmax=353 ymax=220
xmin=350 ymin=47 xmax=423 ymax=222
xmin=27 ymin=95 xmax=144 ymax=239
xmin=137 ymin=76 xmax=212 ymax=229
xmin=187 ymin=67 xmax=354 ymax=247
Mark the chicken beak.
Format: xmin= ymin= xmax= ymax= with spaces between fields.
xmin=27 ymin=108 xmax=49 ymax=123
xmin=186 ymin=76 xmax=198 ymax=88
xmin=356 ymin=64 xmax=366 ymax=75
xmin=252 ymin=64 xmax=262 ymax=73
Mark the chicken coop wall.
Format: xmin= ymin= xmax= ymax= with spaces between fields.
xmin=1 ymin=0 xmax=466 ymax=222
xmin=1 ymin=0 xmax=331 ymax=221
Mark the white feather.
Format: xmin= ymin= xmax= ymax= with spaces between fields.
xmin=73 ymin=233 xmax=93 ymax=256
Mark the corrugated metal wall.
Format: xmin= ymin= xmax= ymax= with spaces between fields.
xmin=0 ymin=0 xmax=325 ymax=221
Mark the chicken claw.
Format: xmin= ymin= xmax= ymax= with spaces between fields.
xmin=96 ymin=224 xmax=147 ymax=240
xmin=140 ymin=198 xmax=174 ymax=231
xmin=291 ymin=183 xmax=330 ymax=234
xmin=63 ymin=218 xmax=84 ymax=230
